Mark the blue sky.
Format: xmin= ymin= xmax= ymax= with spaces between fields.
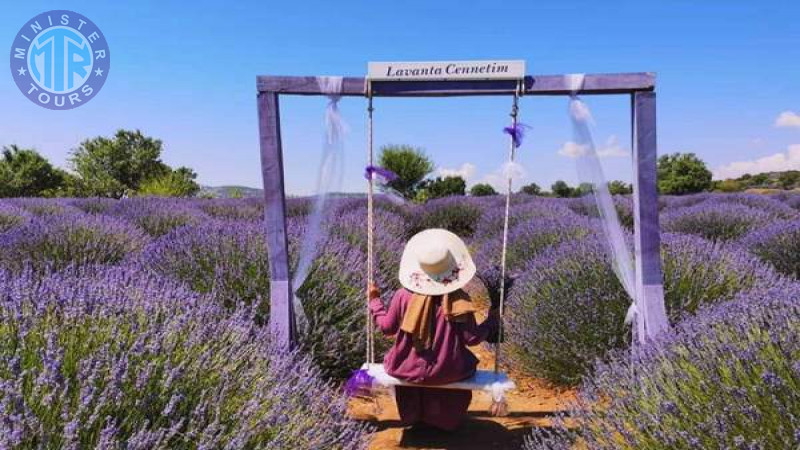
xmin=2 ymin=1 xmax=799 ymax=194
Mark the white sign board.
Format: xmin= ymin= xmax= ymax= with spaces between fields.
xmin=368 ymin=60 xmax=525 ymax=81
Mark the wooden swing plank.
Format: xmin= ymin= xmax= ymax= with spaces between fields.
xmin=256 ymin=72 xmax=655 ymax=97
xmin=362 ymin=363 xmax=516 ymax=393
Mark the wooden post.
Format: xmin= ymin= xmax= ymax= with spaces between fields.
xmin=632 ymin=91 xmax=669 ymax=341
xmin=257 ymin=91 xmax=296 ymax=347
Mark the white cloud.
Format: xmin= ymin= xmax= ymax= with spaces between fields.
xmin=597 ymin=135 xmax=628 ymax=158
xmin=713 ymin=144 xmax=800 ymax=179
xmin=775 ymin=111 xmax=800 ymax=128
xmin=437 ymin=163 xmax=476 ymax=181
xmin=478 ymin=162 xmax=527 ymax=192
xmin=557 ymin=141 xmax=588 ymax=158
xmin=557 ymin=135 xmax=628 ymax=159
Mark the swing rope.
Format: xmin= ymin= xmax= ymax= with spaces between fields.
xmin=366 ymin=81 xmax=376 ymax=365
xmin=494 ymin=81 xmax=522 ymax=374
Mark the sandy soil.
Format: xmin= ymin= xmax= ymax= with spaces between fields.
xmin=348 ymin=281 xmax=577 ymax=450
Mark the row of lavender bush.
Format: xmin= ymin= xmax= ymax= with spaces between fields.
xmin=0 ymin=192 xmax=798 ymax=448
xmin=0 ymin=266 xmax=369 ymax=449
xmin=525 ymin=283 xmax=800 ymax=449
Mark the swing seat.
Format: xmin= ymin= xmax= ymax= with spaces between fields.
xmin=361 ymin=363 xmax=516 ymax=396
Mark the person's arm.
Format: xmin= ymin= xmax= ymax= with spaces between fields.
xmin=369 ymin=285 xmax=404 ymax=335
xmin=460 ymin=308 xmax=500 ymax=346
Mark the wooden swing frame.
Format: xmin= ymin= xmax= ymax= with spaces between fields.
xmin=256 ymin=72 xmax=667 ymax=348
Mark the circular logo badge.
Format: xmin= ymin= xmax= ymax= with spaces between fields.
xmin=9 ymin=10 xmax=110 ymax=110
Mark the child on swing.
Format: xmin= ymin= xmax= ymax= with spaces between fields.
xmin=368 ymin=228 xmax=500 ymax=431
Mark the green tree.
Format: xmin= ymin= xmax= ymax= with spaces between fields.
xmin=577 ymin=182 xmax=594 ymax=196
xmin=749 ymin=173 xmax=770 ymax=187
xmin=378 ymin=145 xmax=434 ymax=200
xmin=70 ymin=129 xmax=171 ymax=198
xmin=424 ymin=176 xmax=466 ymax=200
xmin=520 ymin=182 xmax=542 ymax=196
xmin=715 ymin=179 xmax=743 ymax=193
xmin=551 ymin=180 xmax=575 ymax=198
xmin=137 ymin=167 xmax=200 ymax=197
xmin=608 ymin=180 xmax=633 ymax=195
xmin=778 ymin=170 xmax=800 ymax=189
xmin=0 ymin=145 xmax=69 ymax=197
xmin=736 ymin=173 xmax=753 ymax=188
xmin=469 ymin=183 xmax=497 ymax=196
xmin=228 ymin=187 xmax=244 ymax=199
xmin=657 ymin=152 xmax=712 ymax=195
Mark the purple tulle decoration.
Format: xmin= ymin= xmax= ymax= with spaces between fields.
xmin=364 ymin=165 xmax=399 ymax=184
xmin=503 ymin=123 xmax=531 ymax=148
xmin=344 ymin=368 xmax=375 ymax=397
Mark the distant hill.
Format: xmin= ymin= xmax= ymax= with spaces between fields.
xmin=198 ymin=186 xmax=367 ymax=199
xmin=714 ymin=170 xmax=800 ymax=192
xmin=198 ymin=185 xmax=263 ymax=198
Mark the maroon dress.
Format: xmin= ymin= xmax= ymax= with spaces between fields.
xmin=369 ymin=288 xmax=498 ymax=431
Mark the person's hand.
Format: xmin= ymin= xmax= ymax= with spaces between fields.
xmin=367 ymin=283 xmax=381 ymax=300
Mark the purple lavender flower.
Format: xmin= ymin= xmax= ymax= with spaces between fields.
xmin=0 ymin=265 xmax=371 ymax=449
xmin=108 ymin=197 xmax=209 ymax=236
xmin=662 ymin=202 xmax=778 ymax=241
xmin=407 ymin=196 xmax=485 ymax=238
xmin=6 ymin=197 xmax=81 ymax=216
xmin=507 ymin=230 xmax=786 ymax=386
xmin=740 ymin=219 xmax=800 ymax=279
xmin=0 ymin=201 xmax=31 ymax=233
xmin=67 ymin=197 xmax=118 ymax=214
xmin=524 ymin=282 xmax=800 ymax=449
xmin=0 ymin=213 xmax=149 ymax=275
xmin=196 ymin=197 xmax=264 ymax=221
xmin=141 ymin=219 xmax=272 ymax=319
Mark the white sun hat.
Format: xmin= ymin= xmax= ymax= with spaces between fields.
xmin=398 ymin=228 xmax=477 ymax=296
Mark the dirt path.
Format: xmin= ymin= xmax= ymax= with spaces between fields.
xmin=348 ymin=282 xmax=576 ymax=450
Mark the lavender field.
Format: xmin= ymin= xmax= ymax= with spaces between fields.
xmin=0 ymin=192 xmax=798 ymax=449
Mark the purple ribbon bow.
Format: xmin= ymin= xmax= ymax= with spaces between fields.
xmin=503 ymin=123 xmax=530 ymax=148
xmin=344 ymin=369 xmax=375 ymax=397
xmin=364 ymin=165 xmax=399 ymax=183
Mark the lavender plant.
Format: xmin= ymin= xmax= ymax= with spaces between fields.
xmin=0 ymin=214 xmax=149 ymax=274
xmin=707 ymin=192 xmax=799 ymax=219
xmin=662 ymin=202 xmax=777 ymax=241
xmin=0 ymin=202 xmax=31 ymax=233
xmin=286 ymin=196 xmax=312 ymax=217
xmin=507 ymin=233 xmax=785 ymax=386
xmin=474 ymin=196 xmax=574 ymax=239
xmin=475 ymin=215 xmax=595 ymax=310
xmin=67 ymin=197 xmax=118 ymax=214
xmin=342 ymin=210 xmax=403 ymax=283
xmin=661 ymin=232 xmax=787 ymax=321
xmin=109 ymin=198 xmax=208 ymax=236
xmin=142 ymin=220 xmax=272 ymax=320
xmin=506 ymin=237 xmax=631 ymax=386
xmin=566 ymin=196 xmax=634 ymax=230
xmin=295 ymin=205 xmax=406 ymax=379
xmin=740 ymin=220 xmax=800 ymax=278
xmin=295 ymin=234 xmax=373 ymax=379
xmin=783 ymin=193 xmax=800 ymax=210
xmin=524 ymin=283 xmax=800 ymax=450
xmin=7 ymin=198 xmax=80 ymax=216
xmin=197 ymin=197 xmax=263 ymax=221
xmin=0 ymin=266 xmax=370 ymax=449
xmin=408 ymin=197 xmax=484 ymax=238
xmin=658 ymin=193 xmax=711 ymax=210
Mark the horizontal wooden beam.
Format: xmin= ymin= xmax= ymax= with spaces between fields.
xmin=256 ymin=72 xmax=655 ymax=97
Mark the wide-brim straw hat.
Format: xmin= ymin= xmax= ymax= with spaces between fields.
xmin=398 ymin=228 xmax=476 ymax=296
